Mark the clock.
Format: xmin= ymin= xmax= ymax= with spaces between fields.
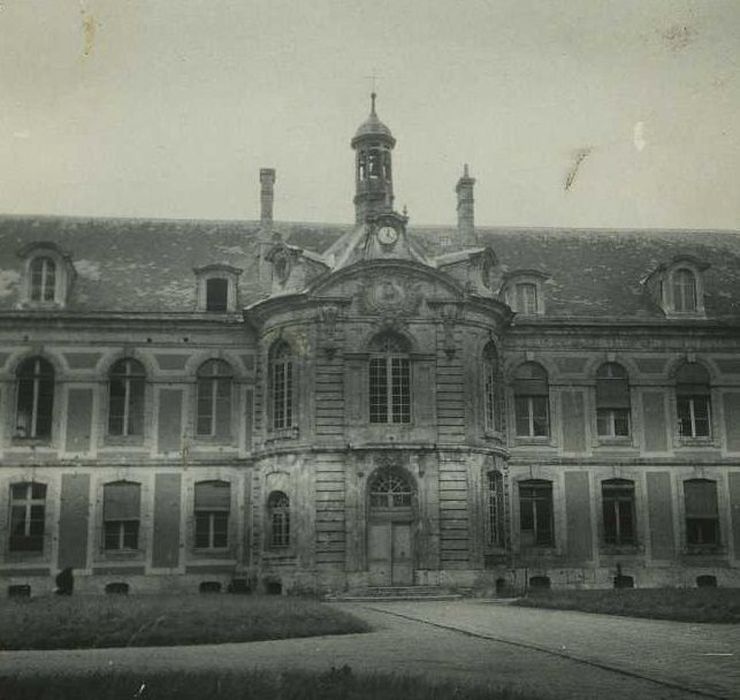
xmin=377 ymin=226 xmax=398 ymax=246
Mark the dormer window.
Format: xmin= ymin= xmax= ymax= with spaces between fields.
xmin=30 ymin=257 xmax=56 ymax=302
xmin=206 ymin=278 xmax=228 ymax=312
xmin=501 ymin=270 xmax=548 ymax=316
xmin=645 ymin=256 xmax=708 ymax=317
xmin=18 ymin=243 xmax=74 ymax=308
xmin=673 ymin=269 xmax=697 ymax=312
xmin=194 ymin=265 xmax=241 ymax=313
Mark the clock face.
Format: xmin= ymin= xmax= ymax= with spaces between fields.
xmin=377 ymin=226 xmax=398 ymax=245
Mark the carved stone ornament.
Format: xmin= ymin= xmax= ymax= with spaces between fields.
xmin=271 ymin=246 xmax=293 ymax=285
xmin=439 ymin=304 xmax=461 ymax=359
xmin=375 ymin=450 xmax=405 ymax=471
xmin=317 ymin=304 xmax=340 ymax=359
xmin=358 ymin=276 xmax=423 ymax=318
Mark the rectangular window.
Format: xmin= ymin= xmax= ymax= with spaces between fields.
xmin=519 ymin=481 xmax=553 ymax=547
xmin=684 ymin=480 xmax=719 ymax=546
xmin=487 ymin=473 xmax=503 ymax=547
xmin=9 ymin=483 xmax=46 ymax=552
xmin=515 ymin=396 xmax=548 ymax=437
xmin=194 ymin=481 xmax=230 ymax=549
xmin=515 ymin=283 xmax=538 ymax=315
xmin=103 ymin=482 xmax=141 ymax=550
xmin=677 ymin=396 xmax=710 ymax=438
xmin=206 ymin=278 xmax=229 ymax=312
xmin=602 ymin=481 xmax=635 ymax=545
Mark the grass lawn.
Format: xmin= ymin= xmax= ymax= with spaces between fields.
xmin=513 ymin=587 xmax=740 ymax=623
xmin=0 ymin=595 xmax=370 ymax=650
xmin=0 ymin=667 xmax=534 ymax=700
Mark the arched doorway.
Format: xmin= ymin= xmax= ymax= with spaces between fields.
xmin=367 ymin=467 xmax=415 ymax=586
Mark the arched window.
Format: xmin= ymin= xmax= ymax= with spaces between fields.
xmin=596 ymin=363 xmax=630 ymax=437
xmin=483 ymin=343 xmax=498 ymax=431
xmin=369 ymin=470 xmax=413 ymax=509
xmin=194 ymin=480 xmax=230 ymax=549
xmin=9 ymin=482 xmax=46 ymax=552
xmin=513 ymin=362 xmax=549 ymax=437
xmin=103 ymin=481 xmax=141 ymax=550
xmin=196 ymin=360 xmax=233 ymax=437
xmin=684 ymin=479 xmax=719 ymax=546
xmin=270 ymin=342 xmax=294 ymax=430
xmin=15 ymin=357 xmax=54 ymax=439
xmin=369 ymin=334 xmax=411 ymax=424
xmin=673 ymin=269 xmax=697 ymax=312
xmin=30 ymin=256 xmax=56 ymax=302
xmin=108 ymin=359 xmax=146 ymax=437
xmin=268 ymin=491 xmax=290 ymax=547
xmin=675 ymin=363 xmax=711 ymax=438
xmin=519 ymin=480 xmax=553 ymax=547
xmin=487 ymin=471 xmax=504 ymax=547
xmin=601 ymin=479 xmax=635 ymax=545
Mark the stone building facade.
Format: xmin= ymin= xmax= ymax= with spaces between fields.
xmin=1 ymin=97 xmax=740 ymax=596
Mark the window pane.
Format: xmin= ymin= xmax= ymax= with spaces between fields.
xmin=613 ymin=409 xmax=630 ymax=436
xmin=195 ymin=513 xmax=211 ymax=548
xmin=369 ymin=358 xmax=388 ymax=423
xmin=212 ymin=512 xmax=229 ymax=548
xmin=535 ymin=499 xmax=553 ymax=545
xmin=532 ymin=397 xmax=549 ymax=436
xmin=122 ymin=521 xmax=139 ymax=549
xmin=128 ymin=379 xmax=145 ymax=435
xmin=35 ymin=378 xmax=54 ymax=437
xmin=515 ymin=397 xmax=531 ymax=436
xmin=10 ymin=505 xmax=27 ymax=536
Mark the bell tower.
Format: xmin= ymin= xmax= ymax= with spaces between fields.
xmin=351 ymin=93 xmax=396 ymax=225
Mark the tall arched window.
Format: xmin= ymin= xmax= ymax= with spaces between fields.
xmin=9 ymin=482 xmax=46 ymax=552
xmin=673 ymin=269 xmax=697 ymax=312
xmin=596 ymin=363 xmax=630 ymax=437
xmin=675 ymin=363 xmax=711 ymax=438
xmin=268 ymin=491 xmax=290 ymax=547
xmin=108 ymin=359 xmax=146 ymax=437
xmin=103 ymin=481 xmax=141 ymax=550
xmin=483 ymin=343 xmax=498 ymax=432
xmin=369 ymin=334 xmax=411 ymax=424
xmin=30 ymin=256 xmax=56 ymax=302
xmin=270 ymin=342 xmax=294 ymax=430
xmin=194 ymin=480 xmax=230 ymax=549
xmin=15 ymin=357 xmax=54 ymax=439
xmin=513 ymin=362 xmax=549 ymax=437
xmin=196 ymin=360 xmax=233 ymax=437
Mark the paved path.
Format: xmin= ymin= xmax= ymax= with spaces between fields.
xmin=0 ymin=601 xmax=737 ymax=699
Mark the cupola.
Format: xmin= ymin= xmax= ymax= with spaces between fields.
xmin=351 ymin=93 xmax=396 ymax=225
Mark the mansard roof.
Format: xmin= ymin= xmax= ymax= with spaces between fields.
xmin=1 ymin=214 xmax=740 ymax=319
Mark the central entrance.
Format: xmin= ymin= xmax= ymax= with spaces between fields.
xmin=367 ymin=468 xmax=415 ymax=586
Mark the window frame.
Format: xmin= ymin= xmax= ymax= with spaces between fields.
xmin=595 ymin=363 xmax=631 ymax=440
xmin=513 ymin=362 xmax=550 ymax=439
xmin=675 ymin=362 xmax=712 ymax=441
xmin=601 ymin=479 xmax=636 ymax=547
xmin=672 ymin=268 xmax=698 ymax=313
xmin=368 ymin=334 xmax=411 ymax=425
xmin=102 ymin=480 xmax=142 ymax=552
xmin=194 ymin=480 xmax=231 ymax=550
xmin=193 ymin=265 xmax=241 ymax=313
xmin=14 ymin=356 xmax=55 ymax=441
xmin=267 ymin=491 xmax=290 ymax=548
xmin=8 ymin=482 xmax=47 ymax=553
xmin=30 ymin=256 xmax=57 ymax=302
xmin=107 ymin=358 xmax=146 ymax=439
xmin=518 ymin=479 xmax=554 ymax=548
xmin=683 ymin=478 xmax=720 ymax=550
xmin=195 ymin=359 xmax=234 ymax=439
xmin=270 ymin=342 xmax=295 ymax=432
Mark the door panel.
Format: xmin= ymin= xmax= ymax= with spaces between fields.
xmin=391 ymin=523 xmax=413 ymax=585
xmin=368 ymin=522 xmax=391 ymax=586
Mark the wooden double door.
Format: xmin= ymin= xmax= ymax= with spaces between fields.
xmin=368 ymin=520 xmax=413 ymax=586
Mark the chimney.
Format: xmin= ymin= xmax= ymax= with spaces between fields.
xmin=260 ymin=168 xmax=276 ymax=230
xmin=455 ymin=163 xmax=476 ymax=245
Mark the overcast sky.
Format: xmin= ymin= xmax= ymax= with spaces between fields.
xmin=1 ymin=1 xmax=738 ymax=229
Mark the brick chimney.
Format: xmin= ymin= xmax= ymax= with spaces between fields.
xmin=260 ymin=168 xmax=276 ymax=230
xmin=455 ymin=164 xmax=476 ymax=245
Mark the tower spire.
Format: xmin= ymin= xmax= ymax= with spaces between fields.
xmin=370 ymin=91 xmax=377 ymax=116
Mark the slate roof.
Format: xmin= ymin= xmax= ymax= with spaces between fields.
xmin=1 ymin=214 xmax=740 ymax=320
